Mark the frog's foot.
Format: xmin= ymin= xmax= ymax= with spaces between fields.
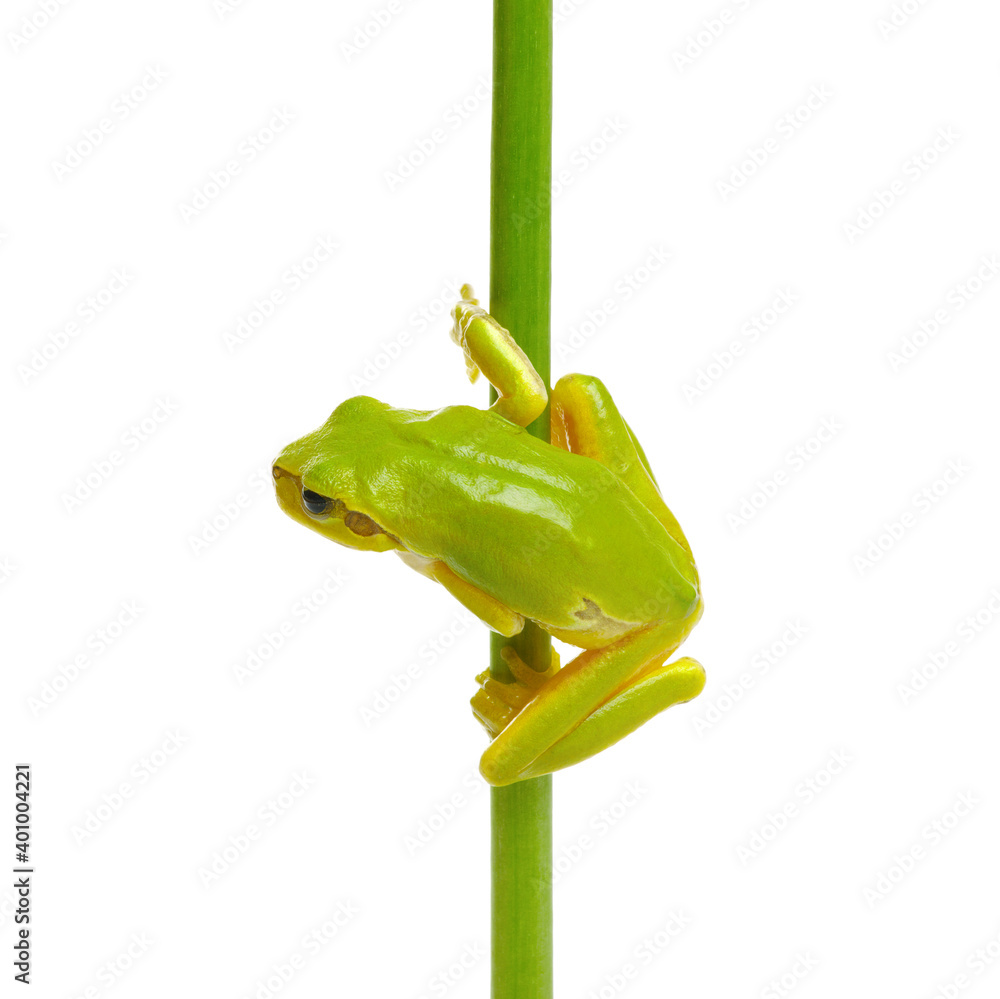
xmin=470 ymin=647 xmax=561 ymax=740
xmin=471 ymin=673 xmax=526 ymax=740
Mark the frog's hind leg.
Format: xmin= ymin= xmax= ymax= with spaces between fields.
xmin=518 ymin=655 xmax=704 ymax=782
xmin=478 ymin=620 xmax=703 ymax=786
xmin=550 ymin=373 xmax=692 ymax=556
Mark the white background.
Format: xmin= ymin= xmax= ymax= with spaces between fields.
xmin=3 ymin=0 xmax=1000 ymax=996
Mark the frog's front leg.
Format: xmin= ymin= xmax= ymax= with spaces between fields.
xmin=396 ymin=550 xmax=525 ymax=637
xmin=451 ymin=285 xmax=547 ymax=427
xmin=478 ymin=622 xmax=704 ymax=786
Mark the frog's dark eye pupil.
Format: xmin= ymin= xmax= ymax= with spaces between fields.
xmin=301 ymin=488 xmax=330 ymax=516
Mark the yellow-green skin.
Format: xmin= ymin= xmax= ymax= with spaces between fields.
xmin=274 ymin=289 xmax=705 ymax=785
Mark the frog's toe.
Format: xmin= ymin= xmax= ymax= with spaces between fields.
xmin=474 ymin=670 xmax=536 ymax=710
xmin=500 ymin=645 xmax=560 ymax=688
xmin=471 ymin=688 xmax=514 ymax=739
xmin=470 ymin=668 xmax=538 ymax=739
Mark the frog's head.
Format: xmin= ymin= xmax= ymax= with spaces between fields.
xmin=272 ymin=396 xmax=400 ymax=553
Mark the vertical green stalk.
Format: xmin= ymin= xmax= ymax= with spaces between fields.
xmin=488 ymin=1 xmax=553 ymax=997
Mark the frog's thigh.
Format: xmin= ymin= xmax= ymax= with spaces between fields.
xmin=518 ymin=657 xmax=705 ymax=782
xmin=451 ymin=285 xmax=547 ymax=427
xmin=478 ymin=618 xmax=687 ymax=786
xmin=550 ymin=373 xmax=692 ymax=556
xmin=396 ymin=551 xmax=524 ymax=637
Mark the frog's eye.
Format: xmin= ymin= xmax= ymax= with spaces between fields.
xmin=301 ymin=488 xmax=332 ymax=518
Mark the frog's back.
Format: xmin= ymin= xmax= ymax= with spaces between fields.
xmin=358 ymin=403 xmax=699 ymax=637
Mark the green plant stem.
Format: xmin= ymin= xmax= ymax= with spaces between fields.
xmin=488 ymin=1 xmax=553 ymax=997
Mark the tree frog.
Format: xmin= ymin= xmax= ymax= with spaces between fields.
xmin=273 ymin=286 xmax=705 ymax=786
